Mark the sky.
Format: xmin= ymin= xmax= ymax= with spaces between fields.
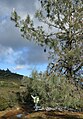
xmin=0 ymin=0 xmax=49 ymax=76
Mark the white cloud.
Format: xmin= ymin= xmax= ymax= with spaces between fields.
xmin=13 ymin=65 xmax=26 ymax=70
xmin=0 ymin=44 xmax=13 ymax=56
xmin=0 ymin=0 xmax=49 ymax=75
xmin=12 ymin=64 xmax=33 ymax=72
xmin=0 ymin=44 xmax=15 ymax=63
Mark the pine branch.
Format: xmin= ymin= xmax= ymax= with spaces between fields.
xmin=74 ymin=63 xmax=83 ymax=73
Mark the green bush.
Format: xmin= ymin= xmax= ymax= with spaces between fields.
xmin=20 ymin=75 xmax=83 ymax=110
xmin=0 ymin=93 xmax=18 ymax=111
xmin=0 ymin=97 xmax=9 ymax=111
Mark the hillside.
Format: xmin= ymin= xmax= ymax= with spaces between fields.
xmin=0 ymin=69 xmax=23 ymax=80
xmin=0 ymin=69 xmax=24 ymax=110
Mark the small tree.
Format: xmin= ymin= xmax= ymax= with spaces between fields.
xmin=11 ymin=0 xmax=83 ymax=81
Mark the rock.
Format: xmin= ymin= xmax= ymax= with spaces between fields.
xmin=16 ymin=113 xmax=23 ymax=118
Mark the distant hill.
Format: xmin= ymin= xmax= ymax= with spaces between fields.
xmin=0 ymin=69 xmax=23 ymax=80
xmin=0 ymin=69 xmax=24 ymax=111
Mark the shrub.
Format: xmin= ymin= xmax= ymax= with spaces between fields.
xmin=20 ymin=75 xmax=83 ymax=110
xmin=0 ymin=97 xmax=9 ymax=111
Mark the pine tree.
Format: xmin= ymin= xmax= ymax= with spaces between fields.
xmin=11 ymin=0 xmax=83 ymax=81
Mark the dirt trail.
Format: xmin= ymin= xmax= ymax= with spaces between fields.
xmin=0 ymin=108 xmax=83 ymax=119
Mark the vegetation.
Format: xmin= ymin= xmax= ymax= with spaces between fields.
xmin=0 ymin=69 xmax=23 ymax=80
xmin=0 ymin=97 xmax=9 ymax=111
xmin=0 ymin=1 xmax=83 ymax=116
xmin=0 ymin=69 xmax=83 ymax=119
xmin=0 ymin=90 xmax=17 ymax=111
xmin=0 ymin=69 xmax=82 ymax=111
xmin=18 ymin=71 xmax=83 ymax=111
xmin=0 ymin=69 xmax=23 ymax=111
xmin=11 ymin=0 xmax=83 ymax=82
xmin=10 ymin=0 xmax=83 ymax=112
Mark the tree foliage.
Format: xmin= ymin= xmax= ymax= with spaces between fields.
xmin=19 ymin=72 xmax=83 ymax=110
xmin=11 ymin=0 xmax=83 ymax=81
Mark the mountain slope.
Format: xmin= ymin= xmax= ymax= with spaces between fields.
xmin=0 ymin=69 xmax=23 ymax=80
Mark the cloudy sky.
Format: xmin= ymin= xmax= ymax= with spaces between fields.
xmin=0 ymin=0 xmax=49 ymax=76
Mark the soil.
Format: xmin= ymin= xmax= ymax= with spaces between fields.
xmin=0 ymin=107 xmax=83 ymax=119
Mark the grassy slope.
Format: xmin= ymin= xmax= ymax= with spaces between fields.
xmin=0 ymin=69 xmax=24 ymax=110
xmin=0 ymin=78 xmax=22 ymax=97
xmin=0 ymin=69 xmax=23 ymax=92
